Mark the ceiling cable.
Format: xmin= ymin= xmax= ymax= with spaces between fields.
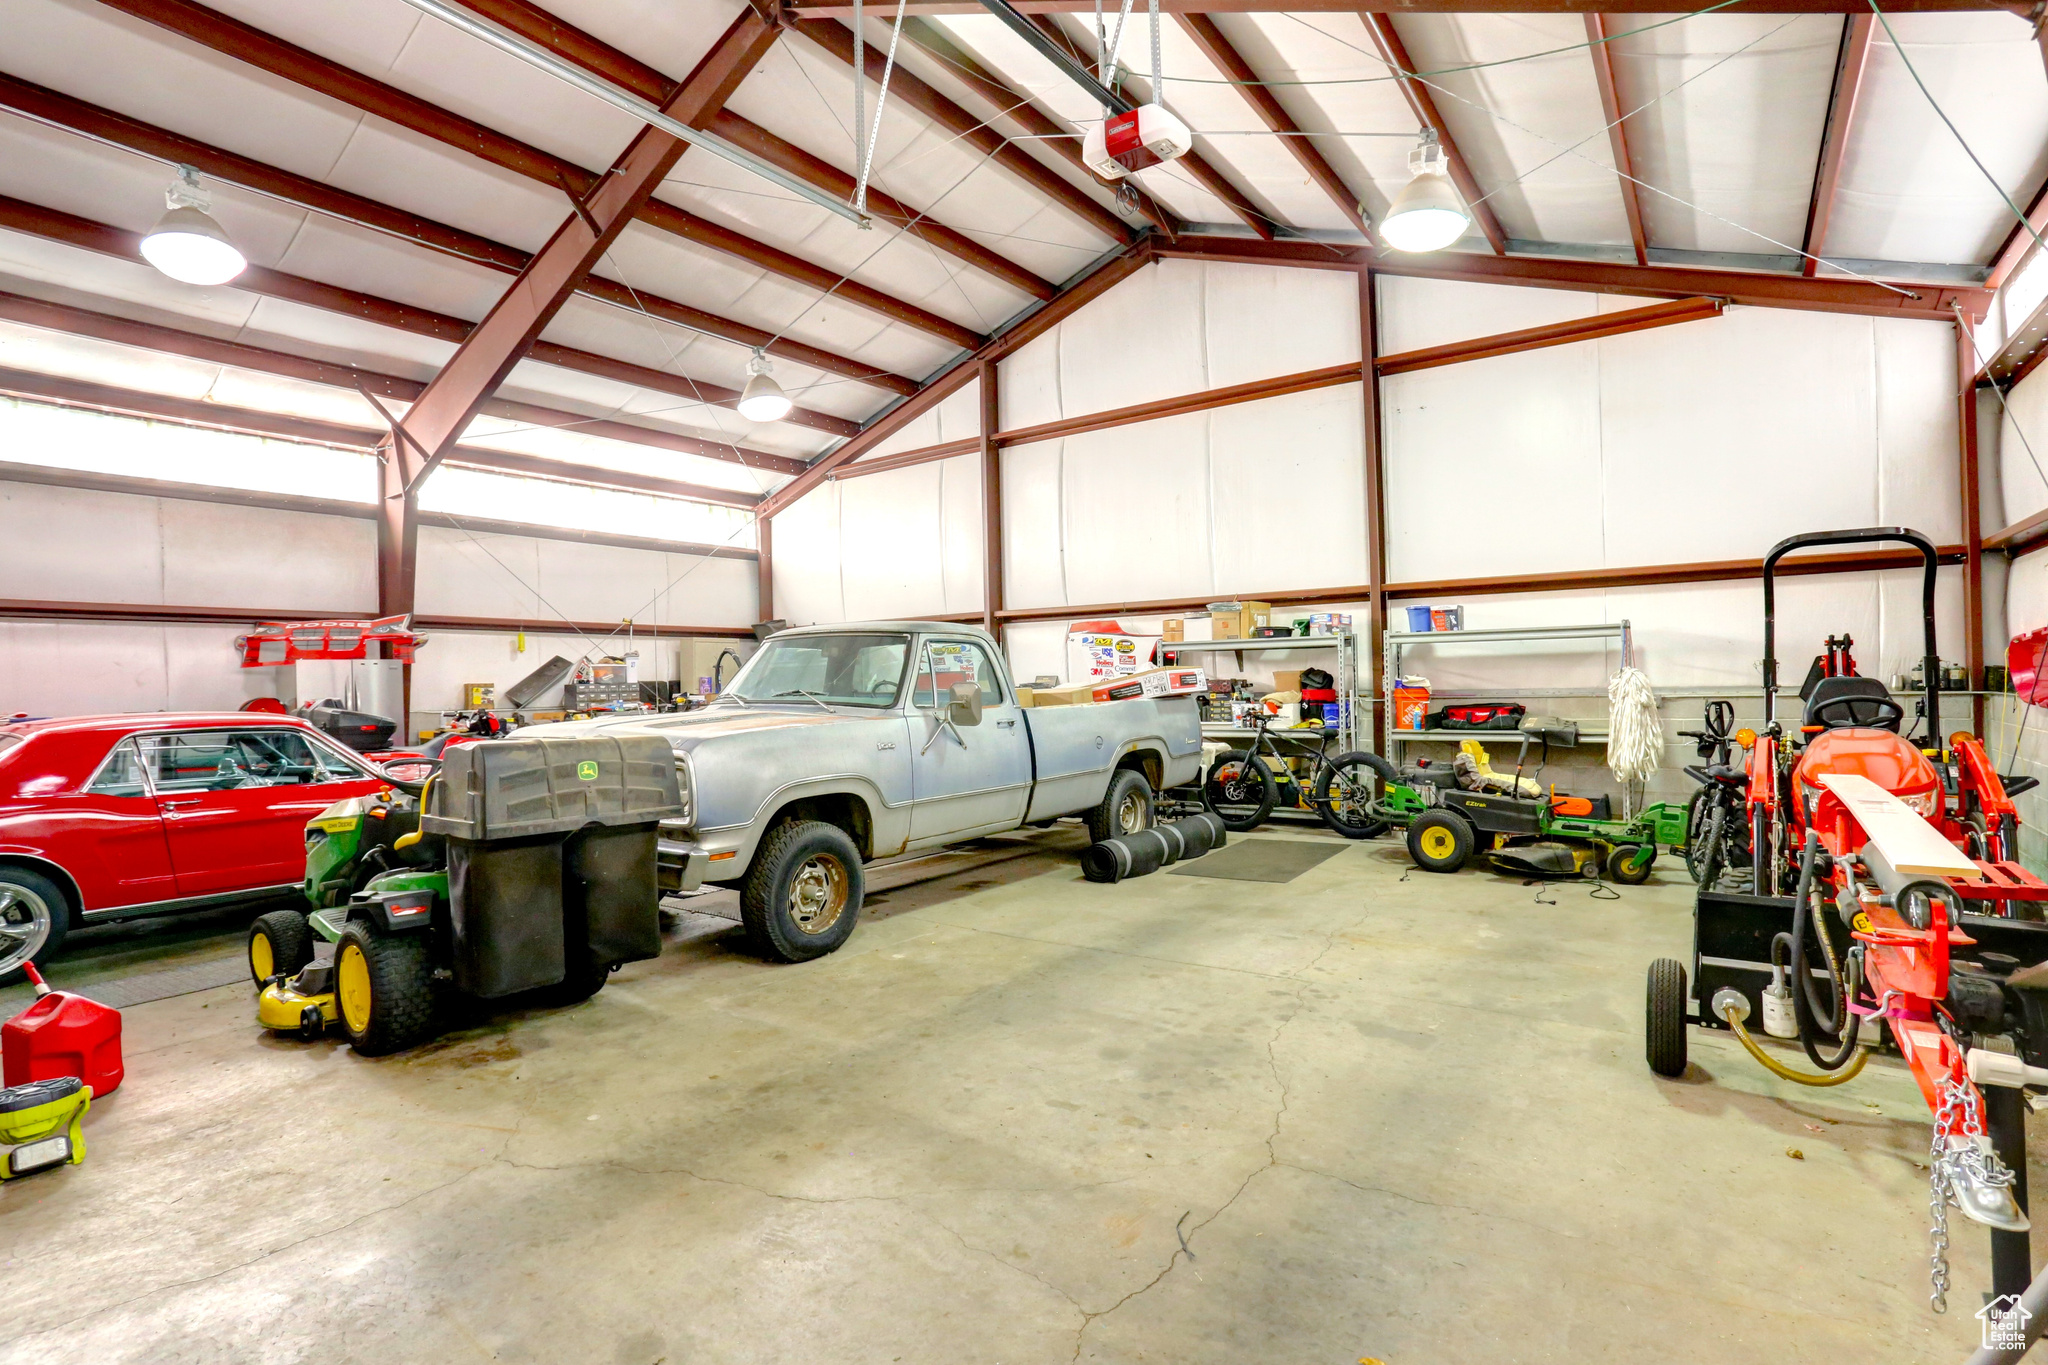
xmin=853 ymin=0 xmax=911 ymax=218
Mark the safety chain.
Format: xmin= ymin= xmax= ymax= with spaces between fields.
xmin=1928 ymin=1074 xmax=2019 ymax=1313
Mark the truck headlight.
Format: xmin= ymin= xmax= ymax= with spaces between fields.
xmin=674 ymin=751 xmax=693 ymax=827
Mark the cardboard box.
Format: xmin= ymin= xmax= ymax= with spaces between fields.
xmin=1066 ymin=624 xmax=1161 ymax=680
xmin=1030 ymin=667 xmax=1206 ymax=707
xmin=1015 ymin=686 xmax=1036 ymax=709
xmin=1162 ymin=617 xmax=1185 ymax=642
xmin=1274 ymin=669 xmax=1304 ymax=693
xmin=1209 ymin=600 xmax=1272 ymax=640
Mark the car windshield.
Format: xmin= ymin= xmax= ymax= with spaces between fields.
xmin=725 ymin=634 xmax=909 ymax=709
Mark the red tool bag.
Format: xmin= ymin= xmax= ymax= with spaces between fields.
xmin=1430 ymin=703 xmax=1526 ymax=731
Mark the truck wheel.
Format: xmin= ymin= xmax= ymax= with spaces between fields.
xmin=1203 ymin=751 xmax=1275 ymax=832
xmin=1406 ymin=810 xmax=1473 ymax=873
xmin=1646 ymin=958 xmax=1688 ymax=1077
xmin=1087 ymin=769 xmax=1155 ymax=843
xmin=0 ymin=866 xmax=70 ymax=982
xmin=742 ymin=821 xmax=865 ymax=963
xmin=334 ymin=921 xmax=437 ymax=1056
xmin=1607 ymin=844 xmax=1656 ymax=886
xmin=248 ymin=909 xmax=313 ymax=986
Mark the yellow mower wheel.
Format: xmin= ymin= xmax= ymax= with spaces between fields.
xmin=334 ymin=922 xmax=437 ymax=1056
xmin=1407 ymin=811 xmax=1474 ymax=873
xmin=247 ymin=910 xmax=312 ymax=987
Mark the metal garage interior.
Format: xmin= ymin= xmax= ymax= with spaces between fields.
xmin=5 ymin=0 xmax=2048 ymax=1359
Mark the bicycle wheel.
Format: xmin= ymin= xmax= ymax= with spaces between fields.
xmin=1203 ymin=750 xmax=1277 ymax=832
xmin=1311 ymin=751 xmax=1393 ymax=839
xmin=1682 ymin=787 xmax=1712 ymax=883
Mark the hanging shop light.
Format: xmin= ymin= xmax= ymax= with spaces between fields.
xmin=140 ymin=165 xmax=248 ymax=286
xmin=736 ymin=352 xmax=792 ymax=423
xmin=1377 ymin=130 xmax=1470 ymax=254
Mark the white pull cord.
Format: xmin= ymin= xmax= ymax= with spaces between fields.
xmin=1149 ymin=0 xmax=1161 ymax=99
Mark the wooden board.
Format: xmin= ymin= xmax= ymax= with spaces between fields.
xmin=1816 ymin=773 xmax=1982 ymax=879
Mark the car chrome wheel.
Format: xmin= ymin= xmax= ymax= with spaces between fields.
xmin=0 ymin=882 xmax=53 ymax=976
xmin=788 ymin=854 xmax=848 ymax=936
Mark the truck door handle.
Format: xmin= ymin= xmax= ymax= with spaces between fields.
xmin=996 ymin=719 xmax=1016 ymax=728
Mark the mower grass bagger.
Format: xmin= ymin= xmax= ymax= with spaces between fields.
xmin=249 ymin=734 xmax=682 ymax=1055
xmin=1644 ymin=526 xmax=2048 ymax=1314
xmin=1343 ymin=735 xmax=1687 ymax=883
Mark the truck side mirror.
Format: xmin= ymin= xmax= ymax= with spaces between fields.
xmin=949 ymin=681 xmax=984 ymax=727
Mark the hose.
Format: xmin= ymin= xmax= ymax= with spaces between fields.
xmin=1775 ymin=830 xmax=1863 ymax=1070
xmin=1721 ymin=999 xmax=1871 ymax=1086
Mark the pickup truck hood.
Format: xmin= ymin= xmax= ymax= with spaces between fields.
xmin=523 ymin=707 xmax=859 ymax=753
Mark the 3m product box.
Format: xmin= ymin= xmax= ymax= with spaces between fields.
xmin=1031 ymin=667 xmax=1206 ymax=707
xmin=1208 ymin=601 xmax=1272 ymax=640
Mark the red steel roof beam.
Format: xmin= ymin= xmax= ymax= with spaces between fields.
xmin=1361 ymin=12 xmax=1508 ymax=256
xmin=1583 ymin=15 xmax=1649 ymax=267
xmin=0 ymin=71 xmax=917 ymax=398
xmin=1025 ymin=13 xmax=1277 ymax=240
xmin=1176 ymin=14 xmax=1371 ymax=241
xmin=1801 ymin=13 xmax=1875 ymax=278
xmin=90 ymin=0 xmax=983 ymax=352
xmin=890 ymin=19 xmax=1180 ymax=237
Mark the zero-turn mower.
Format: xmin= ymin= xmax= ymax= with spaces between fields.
xmin=1644 ymin=526 xmax=2048 ymax=1314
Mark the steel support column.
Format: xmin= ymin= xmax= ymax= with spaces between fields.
xmin=1961 ymin=322 xmax=1986 ymax=734
xmin=757 ymin=515 xmax=774 ymax=624
xmin=981 ymin=361 xmax=1004 ymax=640
xmin=1361 ymin=266 xmax=1388 ymax=754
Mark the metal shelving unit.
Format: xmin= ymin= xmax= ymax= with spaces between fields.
xmin=1382 ymin=622 xmax=1631 ymax=762
xmin=1165 ymin=631 xmax=1359 ymax=752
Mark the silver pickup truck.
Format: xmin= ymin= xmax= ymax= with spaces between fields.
xmin=522 ymin=623 xmax=1201 ymax=962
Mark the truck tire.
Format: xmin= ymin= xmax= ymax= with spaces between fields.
xmin=334 ymin=920 xmax=437 ymax=1056
xmin=1406 ymin=810 xmax=1473 ymax=873
xmin=742 ymin=820 xmax=865 ymax=963
xmin=1646 ymin=958 xmax=1688 ymax=1077
xmin=0 ymin=865 xmax=70 ymax=982
xmin=1087 ymin=768 xmax=1155 ymax=843
xmin=248 ymin=908 xmax=313 ymax=986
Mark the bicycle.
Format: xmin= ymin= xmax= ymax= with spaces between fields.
xmin=1201 ymin=707 xmax=1389 ymax=837
xmin=1675 ymin=699 xmax=1750 ymax=890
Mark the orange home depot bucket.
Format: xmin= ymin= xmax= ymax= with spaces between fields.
xmin=1393 ymin=682 xmax=1431 ymax=732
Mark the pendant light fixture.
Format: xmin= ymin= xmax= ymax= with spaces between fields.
xmin=1377 ymin=130 xmax=1470 ymax=254
xmin=140 ymin=165 xmax=248 ymax=286
xmin=736 ymin=352 xmax=792 ymax=423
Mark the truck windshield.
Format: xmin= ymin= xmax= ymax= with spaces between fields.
xmin=726 ymin=634 xmax=909 ymax=709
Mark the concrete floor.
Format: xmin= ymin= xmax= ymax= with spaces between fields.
xmin=0 ymin=828 xmax=2030 ymax=1364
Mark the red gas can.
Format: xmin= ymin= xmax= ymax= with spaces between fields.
xmin=2 ymin=965 xmax=122 ymax=1096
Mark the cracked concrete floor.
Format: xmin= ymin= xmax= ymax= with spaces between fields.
xmin=0 ymin=828 xmax=2028 ymax=1364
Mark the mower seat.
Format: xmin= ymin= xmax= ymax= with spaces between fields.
xmin=1802 ymin=675 xmax=1898 ymax=733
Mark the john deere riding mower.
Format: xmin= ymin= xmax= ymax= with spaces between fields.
xmin=249 ymin=735 xmax=682 ymax=1054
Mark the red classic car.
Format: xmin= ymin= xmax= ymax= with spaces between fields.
xmin=0 ymin=713 xmax=403 ymax=977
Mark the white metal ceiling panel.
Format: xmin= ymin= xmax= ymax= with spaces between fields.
xmin=318 ymin=119 xmax=571 ymax=255
xmin=657 ymin=145 xmax=1031 ymax=335
xmin=201 ymin=0 xmax=637 ymax=173
xmin=1828 ymin=12 xmax=2048 ymax=268
xmin=1223 ymin=14 xmax=1417 ymax=223
xmin=1390 ymin=13 xmax=1632 ymax=248
xmin=522 ymin=0 xmax=747 ymax=93
xmin=0 ymin=0 xmax=365 ymax=180
xmin=1609 ymin=12 xmax=1841 ymax=256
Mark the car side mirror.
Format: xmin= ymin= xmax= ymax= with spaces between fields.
xmin=949 ymin=681 xmax=984 ymax=727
